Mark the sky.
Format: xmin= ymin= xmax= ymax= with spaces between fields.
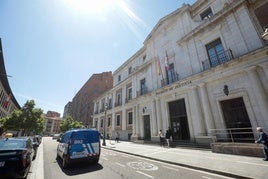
xmin=0 ymin=0 xmax=196 ymax=116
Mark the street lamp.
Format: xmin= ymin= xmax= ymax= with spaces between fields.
xmin=102 ymin=103 xmax=108 ymax=146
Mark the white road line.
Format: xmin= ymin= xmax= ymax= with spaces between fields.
xmin=162 ymin=165 xmax=179 ymax=171
xmin=238 ymin=161 xmax=268 ymax=167
xmin=136 ymin=171 xmax=154 ymax=178
xmin=101 ymin=157 xmax=108 ymax=160
xmin=202 ymin=176 xmax=213 ymax=179
xmin=115 ymin=162 xmax=126 ymax=167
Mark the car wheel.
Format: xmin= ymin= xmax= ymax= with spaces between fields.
xmin=93 ymin=157 xmax=99 ymax=164
xmin=62 ymin=155 xmax=69 ymax=169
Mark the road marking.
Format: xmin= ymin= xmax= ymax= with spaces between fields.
xmin=238 ymin=161 xmax=268 ymax=167
xmin=202 ymin=176 xmax=213 ymax=179
xmin=136 ymin=171 xmax=154 ymax=178
xmin=115 ymin=162 xmax=126 ymax=167
xmin=162 ymin=165 xmax=179 ymax=171
xmin=101 ymin=157 xmax=108 ymax=160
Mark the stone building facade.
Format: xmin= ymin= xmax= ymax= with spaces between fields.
xmin=93 ymin=0 xmax=268 ymax=144
xmin=64 ymin=71 xmax=113 ymax=127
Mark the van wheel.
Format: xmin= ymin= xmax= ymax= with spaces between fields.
xmin=62 ymin=156 xmax=69 ymax=169
xmin=93 ymin=157 xmax=99 ymax=164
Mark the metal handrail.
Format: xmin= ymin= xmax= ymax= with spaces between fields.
xmin=210 ymin=127 xmax=255 ymax=143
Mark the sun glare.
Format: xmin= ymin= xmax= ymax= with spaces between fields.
xmin=65 ymin=0 xmax=116 ymax=15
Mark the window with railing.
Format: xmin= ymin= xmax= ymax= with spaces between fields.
xmin=200 ymin=7 xmax=213 ymax=20
xmin=203 ymin=39 xmax=234 ymax=69
xmin=115 ymin=93 xmax=122 ymax=107
xmin=140 ymin=78 xmax=146 ymax=95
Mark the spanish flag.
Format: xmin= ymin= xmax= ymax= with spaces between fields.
xmin=157 ymin=56 xmax=162 ymax=76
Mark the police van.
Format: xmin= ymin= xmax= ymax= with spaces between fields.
xmin=56 ymin=128 xmax=100 ymax=168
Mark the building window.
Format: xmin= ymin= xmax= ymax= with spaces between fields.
xmin=140 ymin=78 xmax=147 ymax=95
xmin=254 ymin=2 xmax=268 ymax=29
xmin=101 ymin=119 xmax=103 ymax=127
xmin=116 ymin=93 xmax=121 ymax=106
xmin=128 ymin=67 xmax=132 ymax=74
xmin=206 ymin=39 xmax=227 ymax=67
xmin=127 ymin=87 xmax=132 ymax=100
xmin=200 ymin=7 xmax=213 ymax=20
xmin=116 ymin=115 xmax=121 ymax=126
xmin=118 ymin=75 xmax=121 ymax=82
xmin=108 ymin=117 xmax=111 ymax=127
xmin=128 ymin=112 xmax=133 ymax=125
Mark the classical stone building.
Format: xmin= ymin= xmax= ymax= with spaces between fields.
xmin=64 ymin=72 xmax=113 ymax=127
xmin=93 ymin=0 xmax=268 ymax=145
xmin=0 ymin=39 xmax=20 ymax=118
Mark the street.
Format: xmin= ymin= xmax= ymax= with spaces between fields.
xmin=28 ymin=137 xmax=235 ymax=179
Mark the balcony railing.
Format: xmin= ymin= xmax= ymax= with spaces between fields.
xmin=114 ymin=101 xmax=122 ymax=107
xmin=210 ymin=127 xmax=255 ymax=143
xmin=161 ymin=73 xmax=180 ymax=87
xmin=136 ymin=86 xmax=148 ymax=97
xmin=202 ymin=49 xmax=234 ymax=71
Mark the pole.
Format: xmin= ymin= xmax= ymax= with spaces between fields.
xmin=102 ymin=104 xmax=107 ymax=146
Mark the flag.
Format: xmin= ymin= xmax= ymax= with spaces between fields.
xmin=156 ymin=56 xmax=162 ymax=76
xmin=3 ymin=94 xmax=12 ymax=108
xmin=165 ymin=50 xmax=169 ymax=71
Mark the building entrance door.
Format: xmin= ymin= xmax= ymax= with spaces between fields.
xmin=143 ymin=115 xmax=151 ymax=140
xmin=168 ymin=99 xmax=190 ymax=140
xmin=220 ymin=97 xmax=253 ymax=142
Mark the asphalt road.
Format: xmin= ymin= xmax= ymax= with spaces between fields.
xmin=27 ymin=137 xmax=236 ymax=179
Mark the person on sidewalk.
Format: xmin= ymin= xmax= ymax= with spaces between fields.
xmin=115 ymin=132 xmax=120 ymax=143
xmin=159 ymin=130 xmax=165 ymax=147
xmin=255 ymin=127 xmax=268 ymax=161
xmin=165 ymin=129 xmax=171 ymax=148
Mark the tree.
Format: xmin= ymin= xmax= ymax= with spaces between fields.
xmin=60 ymin=115 xmax=85 ymax=132
xmin=0 ymin=100 xmax=45 ymax=135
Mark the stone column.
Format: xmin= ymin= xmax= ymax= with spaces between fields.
xmin=151 ymin=98 xmax=158 ymax=136
xmin=259 ymin=61 xmax=268 ymax=81
xmin=122 ymin=107 xmax=126 ymax=130
xmin=198 ymin=83 xmax=215 ymax=135
xmin=136 ymin=104 xmax=140 ymax=137
xmin=156 ymin=97 xmax=163 ymax=132
xmin=132 ymin=106 xmax=136 ymax=136
xmin=246 ymin=66 xmax=268 ymax=128
xmin=190 ymin=86 xmax=206 ymax=135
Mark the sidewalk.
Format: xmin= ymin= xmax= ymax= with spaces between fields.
xmin=102 ymin=140 xmax=268 ymax=179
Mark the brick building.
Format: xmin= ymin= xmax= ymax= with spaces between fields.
xmin=64 ymin=71 xmax=113 ymax=127
xmin=43 ymin=111 xmax=61 ymax=135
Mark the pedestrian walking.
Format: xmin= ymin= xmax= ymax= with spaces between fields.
xmin=159 ymin=130 xmax=165 ymax=147
xmin=165 ymin=129 xmax=171 ymax=148
xmin=255 ymin=127 xmax=268 ymax=161
xmin=115 ymin=132 xmax=120 ymax=143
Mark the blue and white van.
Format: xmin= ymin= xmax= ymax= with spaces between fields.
xmin=56 ymin=128 xmax=100 ymax=168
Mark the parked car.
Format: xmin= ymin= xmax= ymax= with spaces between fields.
xmin=52 ymin=133 xmax=62 ymax=140
xmin=0 ymin=137 xmax=34 ymax=178
xmin=30 ymin=136 xmax=40 ymax=159
xmin=56 ymin=128 xmax=100 ymax=168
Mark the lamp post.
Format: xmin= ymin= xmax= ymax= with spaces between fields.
xmin=102 ymin=103 xmax=108 ymax=146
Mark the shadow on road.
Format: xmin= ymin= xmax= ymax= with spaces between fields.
xmin=56 ymin=157 xmax=103 ymax=176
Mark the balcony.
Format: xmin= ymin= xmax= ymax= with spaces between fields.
xmin=161 ymin=73 xmax=180 ymax=87
xmin=136 ymin=86 xmax=149 ymax=97
xmin=202 ymin=49 xmax=234 ymax=71
xmin=114 ymin=101 xmax=122 ymax=107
